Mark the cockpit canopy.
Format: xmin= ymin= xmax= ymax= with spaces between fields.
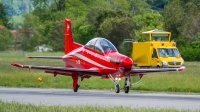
xmin=85 ymin=38 xmax=118 ymax=53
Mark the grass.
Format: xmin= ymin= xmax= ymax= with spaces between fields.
xmin=0 ymin=100 xmax=196 ymax=112
xmin=0 ymin=51 xmax=200 ymax=93
xmin=135 ymin=62 xmax=200 ymax=93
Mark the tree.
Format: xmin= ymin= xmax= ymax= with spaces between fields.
xmin=163 ymin=0 xmax=184 ymax=40
xmin=32 ymin=0 xmax=53 ymax=22
xmin=95 ymin=9 xmax=131 ymax=30
xmin=98 ymin=17 xmax=134 ymax=49
xmin=0 ymin=2 xmax=11 ymax=29
xmin=47 ymin=20 xmax=64 ymax=51
xmin=19 ymin=14 xmax=46 ymax=51
xmin=76 ymin=25 xmax=96 ymax=44
xmin=179 ymin=2 xmax=200 ymax=41
xmin=163 ymin=0 xmax=200 ymax=43
xmin=86 ymin=0 xmax=111 ymax=26
xmin=129 ymin=0 xmax=151 ymax=16
xmin=163 ymin=0 xmax=200 ymax=61
xmin=0 ymin=28 xmax=14 ymax=51
xmin=146 ymin=0 xmax=171 ymax=10
xmin=133 ymin=12 xmax=164 ymax=39
xmin=110 ymin=0 xmax=130 ymax=11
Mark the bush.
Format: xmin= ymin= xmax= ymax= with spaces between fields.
xmin=180 ymin=47 xmax=200 ymax=61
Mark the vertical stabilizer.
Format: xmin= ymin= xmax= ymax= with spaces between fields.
xmin=64 ymin=19 xmax=82 ymax=54
xmin=64 ymin=19 xmax=73 ymax=54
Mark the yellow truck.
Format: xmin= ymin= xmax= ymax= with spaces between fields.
xmin=131 ymin=30 xmax=184 ymax=68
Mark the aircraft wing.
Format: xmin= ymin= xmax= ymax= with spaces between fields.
xmin=130 ymin=66 xmax=185 ymax=76
xmin=11 ymin=63 xmax=101 ymax=77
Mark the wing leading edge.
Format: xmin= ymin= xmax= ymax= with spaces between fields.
xmin=130 ymin=66 xmax=185 ymax=76
xmin=11 ymin=63 xmax=101 ymax=76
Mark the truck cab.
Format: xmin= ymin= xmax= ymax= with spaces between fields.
xmin=131 ymin=30 xmax=184 ymax=68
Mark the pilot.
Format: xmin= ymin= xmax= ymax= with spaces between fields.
xmin=101 ymin=40 xmax=110 ymax=52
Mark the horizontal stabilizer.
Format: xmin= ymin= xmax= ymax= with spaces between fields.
xmin=27 ymin=56 xmax=62 ymax=59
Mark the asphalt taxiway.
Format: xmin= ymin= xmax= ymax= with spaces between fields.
xmin=0 ymin=87 xmax=200 ymax=110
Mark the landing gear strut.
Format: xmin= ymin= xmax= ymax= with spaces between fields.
xmin=108 ymin=74 xmax=121 ymax=93
xmin=124 ymin=76 xmax=130 ymax=93
xmin=115 ymin=84 xmax=120 ymax=93
xmin=72 ymin=75 xmax=81 ymax=92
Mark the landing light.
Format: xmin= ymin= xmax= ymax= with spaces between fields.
xmin=115 ymin=78 xmax=121 ymax=81
xmin=38 ymin=77 xmax=43 ymax=82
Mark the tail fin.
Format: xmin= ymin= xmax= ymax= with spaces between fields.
xmin=64 ymin=19 xmax=82 ymax=54
xmin=64 ymin=19 xmax=73 ymax=54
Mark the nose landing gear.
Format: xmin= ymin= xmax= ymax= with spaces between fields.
xmin=109 ymin=74 xmax=131 ymax=93
xmin=115 ymin=84 xmax=120 ymax=93
xmin=124 ymin=76 xmax=130 ymax=93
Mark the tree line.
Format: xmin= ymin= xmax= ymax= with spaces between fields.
xmin=0 ymin=0 xmax=200 ymax=61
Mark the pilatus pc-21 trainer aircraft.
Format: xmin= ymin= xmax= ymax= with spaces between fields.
xmin=11 ymin=19 xmax=185 ymax=93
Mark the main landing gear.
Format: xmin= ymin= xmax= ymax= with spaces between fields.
xmin=72 ymin=75 xmax=81 ymax=92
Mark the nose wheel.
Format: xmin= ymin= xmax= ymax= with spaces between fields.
xmin=115 ymin=84 xmax=120 ymax=93
xmin=124 ymin=86 xmax=129 ymax=93
xmin=124 ymin=76 xmax=130 ymax=93
xmin=108 ymin=74 xmax=121 ymax=93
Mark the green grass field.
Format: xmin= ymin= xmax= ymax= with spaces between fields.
xmin=0 ymin=51 xmax=200 ymax=93
xmin=0 ymin=100 xmax=195 ymax=112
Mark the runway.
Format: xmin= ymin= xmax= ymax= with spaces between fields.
xmin=0 ymin=87 xmax=200 ymax=111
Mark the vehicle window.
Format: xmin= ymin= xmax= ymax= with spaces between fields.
xmin=142 ymin=34 xmax=149 ymax=41
xmin=158 ymin=48 xmax=179 ymax=57
xmin=152 ymin=48 xmax=158 ymax=58
xmin=152 ymin=34 xmax=169 ymax=41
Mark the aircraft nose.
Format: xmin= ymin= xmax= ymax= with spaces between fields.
xmin=122 ymin=57 xmax=133 ymax=68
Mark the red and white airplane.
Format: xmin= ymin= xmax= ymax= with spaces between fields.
xmin=11 ymin=19 xmax=185 ymax=93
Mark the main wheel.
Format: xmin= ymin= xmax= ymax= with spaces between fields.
xmin=73 ymin=84 xmax=80 ymax=92
xmin=115 ymin=84 xmax=120 ymax=93
xmin=124 ymin=86 xmax=129 ymax=93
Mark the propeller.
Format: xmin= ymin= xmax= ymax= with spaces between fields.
xmin=110 ymin=57 xmax=133 ymax=70
xmin=110 ymin=57 xmax=133 ymax=76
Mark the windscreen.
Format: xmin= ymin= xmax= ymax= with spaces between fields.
xmin=99 ymin=38 xmax=118 ymax=53
xmin=158 ymin=48 xmax=179 ymax=57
